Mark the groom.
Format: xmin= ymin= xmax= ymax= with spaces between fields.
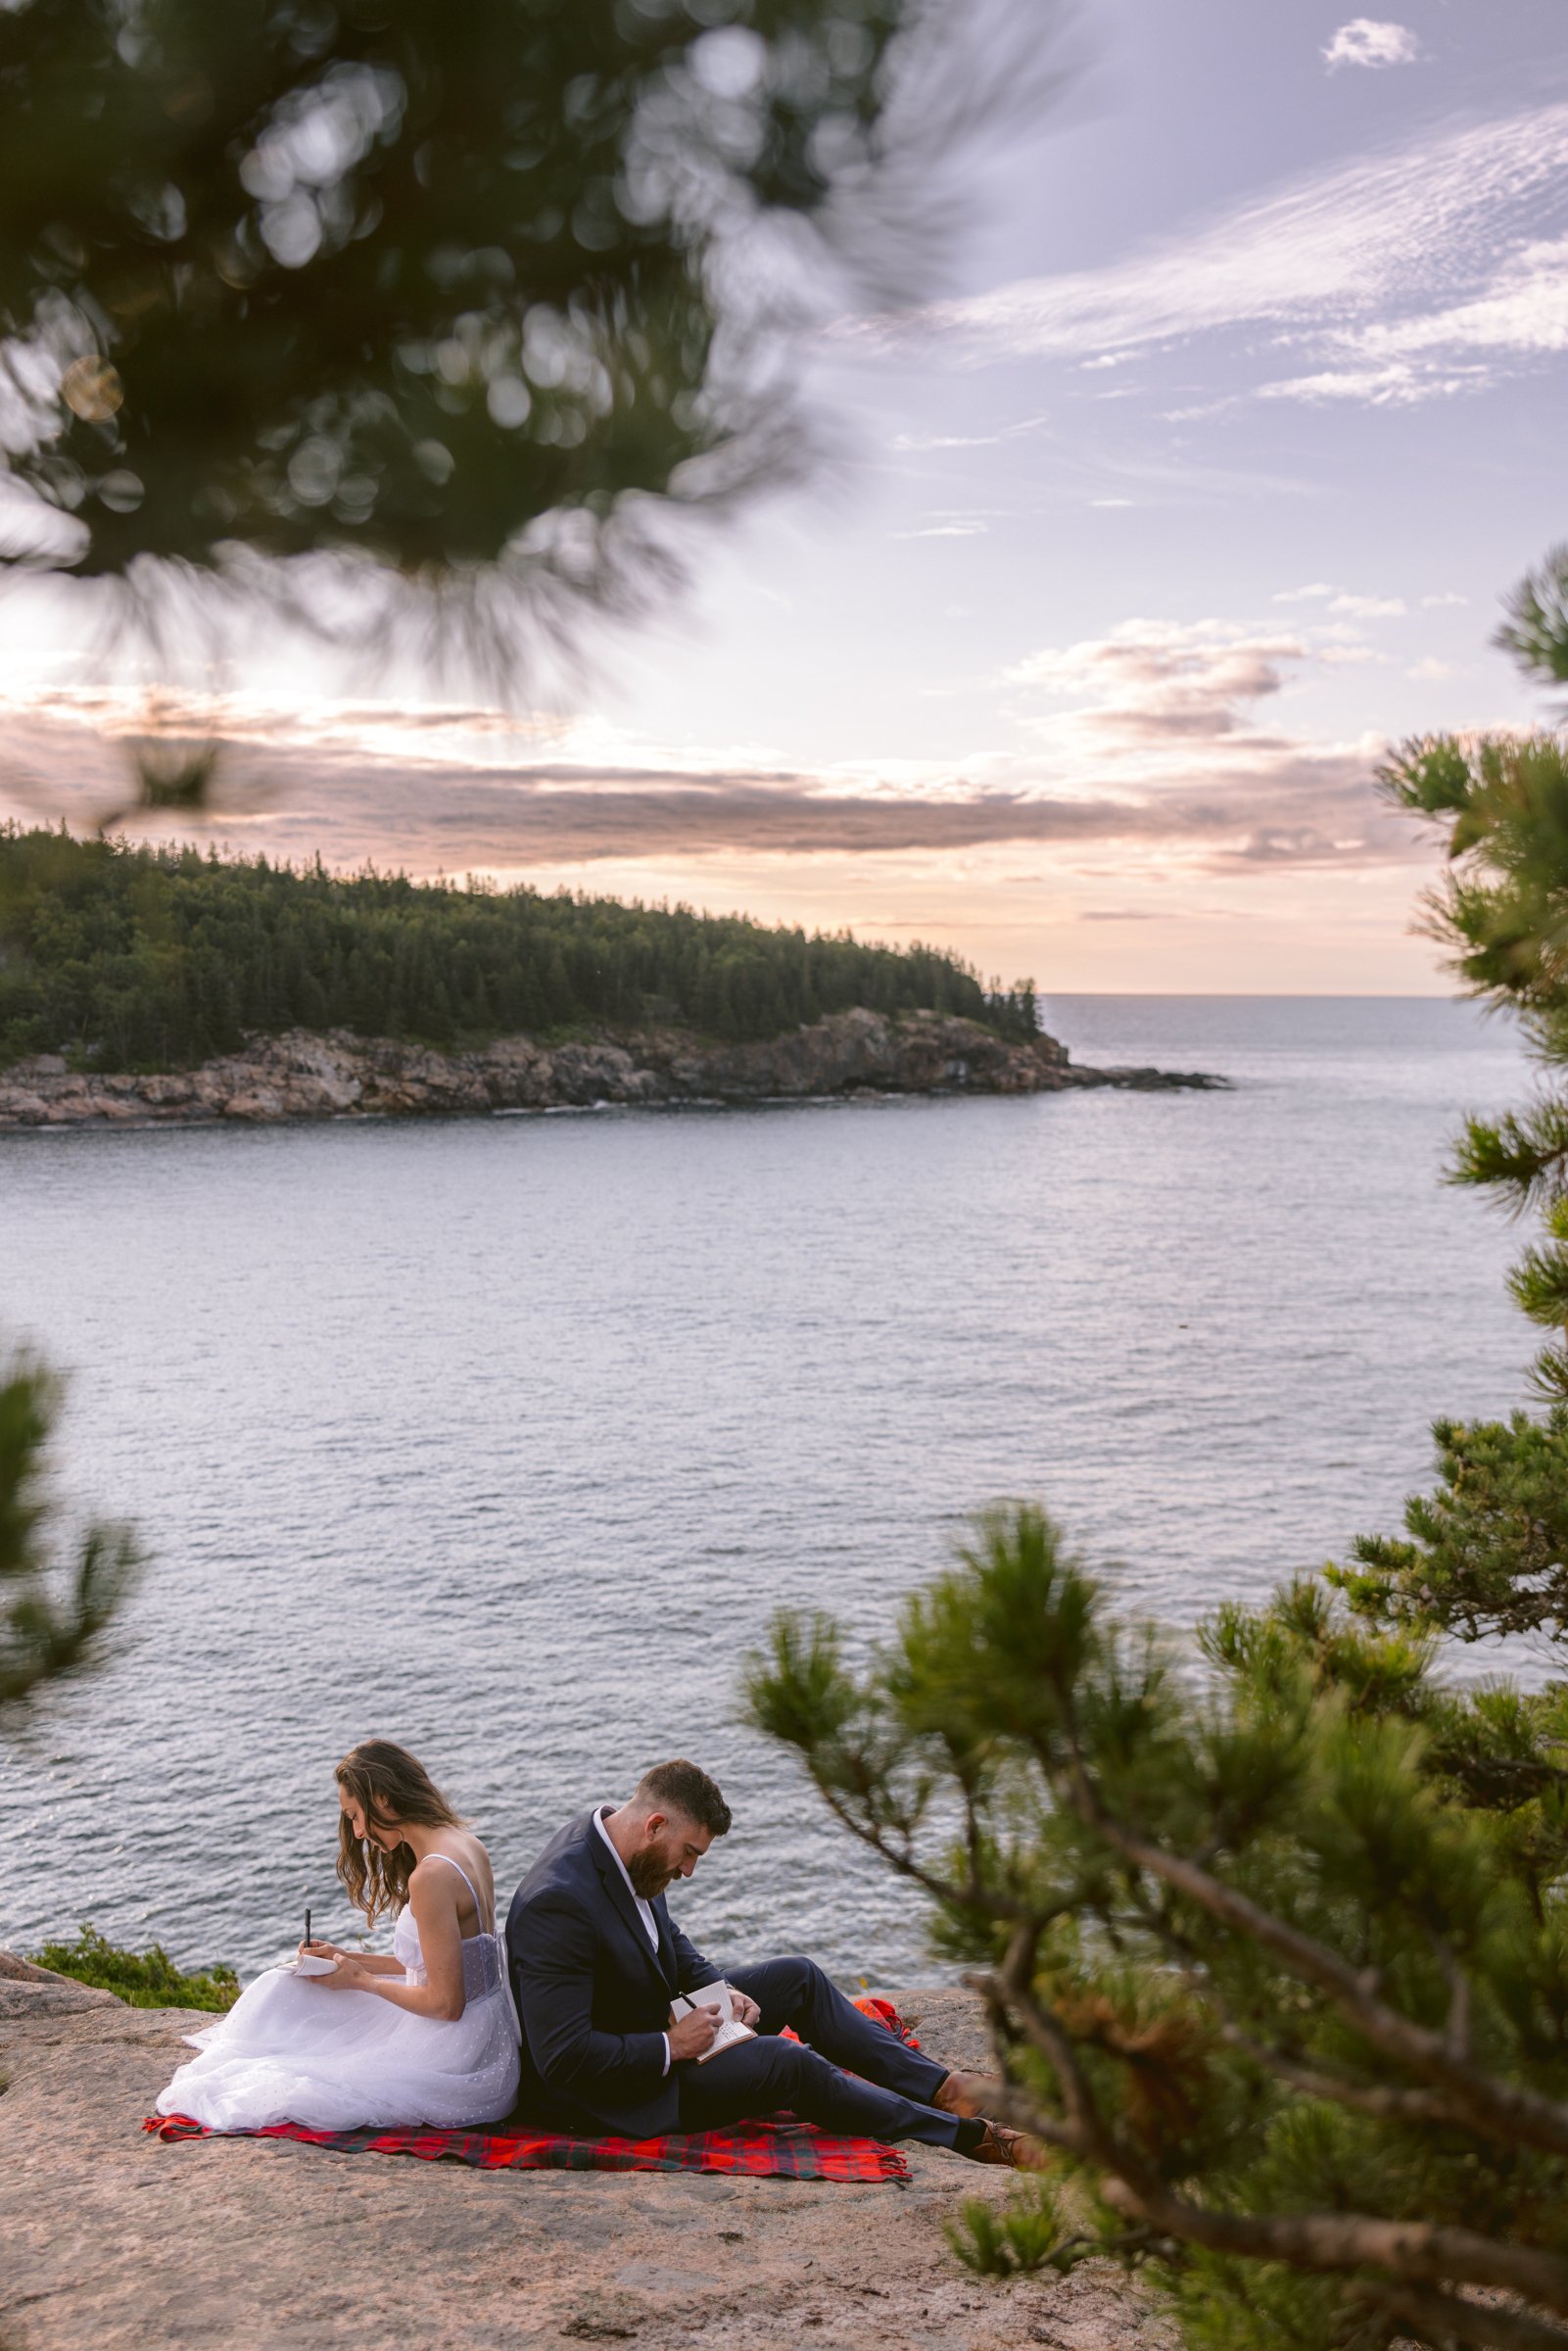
xmin=505 ymin=1758 xmax=1032 ymax=2163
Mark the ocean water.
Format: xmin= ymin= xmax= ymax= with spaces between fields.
xmin=0 ymin=996 xmax=1541 ymax=1985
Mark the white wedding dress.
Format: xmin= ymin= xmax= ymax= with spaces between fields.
xmin=156 ymin=1855 xmax=520 ymax=2132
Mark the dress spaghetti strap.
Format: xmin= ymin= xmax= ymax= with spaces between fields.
xmin=419 ymin=1850 xmax=518 ymax=2049
xmin=423 ymin=1850 xmax=493 ymax=1935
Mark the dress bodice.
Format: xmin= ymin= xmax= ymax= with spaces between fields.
xmin=392 ymin=1865 xmax=507 ymax=2004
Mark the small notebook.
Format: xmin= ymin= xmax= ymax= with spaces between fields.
xmin=671 ymin=1979 xmax=756 ymax=2063
xmin=282 ymin=1953 xmax=338 ymax=1978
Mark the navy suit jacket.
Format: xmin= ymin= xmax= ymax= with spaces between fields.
xmin=505 ymin=1808 xmax=722 ymax=2135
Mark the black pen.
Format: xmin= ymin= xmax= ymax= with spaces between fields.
xmin=305 ymin=1906 xmax=311 ymax=1951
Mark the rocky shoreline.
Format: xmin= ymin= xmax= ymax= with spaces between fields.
xmin=0 ymin=1951 xmax=1166 ymax=2351
xmin=0 ymin=1007 xmax=1225 ymax=1129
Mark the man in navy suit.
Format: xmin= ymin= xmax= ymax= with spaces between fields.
xmin=505 ymin=1758 xmax=1032 ymax=2163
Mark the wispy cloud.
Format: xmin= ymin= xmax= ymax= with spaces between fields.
xmin=1357 ymin=232 xmax=1568 ymax=360
xmin=1330 ymin=593 xmax=1407 ymax=618
xmin=1322 ymin=21 xmax=1420 ymax=72
xmin=860 ymin=102 xmax=1568 ymax=408
xmin=1000 ymin=617 xmax=1412 ymax=871
xmin=892 ymin=518 xmax=990 ymax=539
xmin=890 ymin=412 xmax=1049 ymax=453
xmin=1273 ymin=584 xmax=1406 ymax=615
xmin=1008 ymin=619 xmax=1310 ymax=739
xmin=0 ymin=632 xmax=1408 ymax=884
xmin=0 ymin=556 xmax=1452 ymax=900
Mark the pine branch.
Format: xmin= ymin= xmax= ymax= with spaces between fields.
xmin=1212 ymin=2018 xmax=1460 ymax=2128
xmin=1349 ymin=2277 xmax=1568 ymax=2351
xmin=1077 ymin=1801 xmax=1568 ymax=2166
xmin=1093 ymin=2176 xmax=1568 ymax=2317
xmin=977 ymin=1952 xmax=1568 ymax=2317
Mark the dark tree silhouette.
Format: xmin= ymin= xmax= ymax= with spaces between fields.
xmin=0 ymin=823 xmax=1041 ymax=1064
xmin=0 ymin=0 xmax=1022 ymax=673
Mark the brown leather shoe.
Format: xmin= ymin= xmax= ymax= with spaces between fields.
xmin=959 ymin=2121 xmax=1048 ymax=2170
xmin=933 ymin=2070 xmax=996 ymax=2118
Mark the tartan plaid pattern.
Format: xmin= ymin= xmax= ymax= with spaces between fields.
xmin=143 ymin=2110 xmax=910 ymax=2180
xmin=143 ymin=1995 xmax=922 ymax=2183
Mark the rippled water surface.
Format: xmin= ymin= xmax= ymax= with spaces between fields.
xmin=0 ymin=997 xmax=1538 ymax=1982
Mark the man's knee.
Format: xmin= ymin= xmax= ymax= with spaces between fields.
xmin=725 ymin=2034 xmax=814 ymax=2101
xmin=772 ymin=1953 xmax=828 ymax=2000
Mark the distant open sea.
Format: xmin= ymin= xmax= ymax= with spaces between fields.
xmin=0 ymin=997 xmax=1541 ymax=1985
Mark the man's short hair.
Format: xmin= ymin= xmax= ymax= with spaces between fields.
xmin=634 ymin=1759 xmax=732 ymax=1839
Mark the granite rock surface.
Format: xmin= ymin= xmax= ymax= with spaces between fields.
xmin=0 ymin=1010 xmax=1224 ymax=1130
xmin=0 ymin=1967 xmax=1172 ymax=2351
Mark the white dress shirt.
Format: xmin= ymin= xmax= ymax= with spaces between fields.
xmin=594 ymin=1804 xmax=671 ymax=2075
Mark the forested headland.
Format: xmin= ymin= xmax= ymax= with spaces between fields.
xmin=0 ymin=829 xmax=1039 ymax=1072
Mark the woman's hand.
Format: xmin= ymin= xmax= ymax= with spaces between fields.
xmin=298 ymin=1939 xmax=348 ymax=1962
xmin=311 ymin=1952 xmax=371 ymax=1991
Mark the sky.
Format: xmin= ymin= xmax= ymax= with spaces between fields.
xmin=5 ymin=0 xmax=1567 ymax=993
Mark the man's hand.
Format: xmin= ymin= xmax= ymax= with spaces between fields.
xmin=733 ymin=1991 xmax=761 ymax=2030
xmin=668 ymin=2004 xmax=722 ymax=2062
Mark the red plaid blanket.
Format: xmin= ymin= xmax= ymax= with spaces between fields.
xmin=143 ymin=1995 xmax=921 ymax=2183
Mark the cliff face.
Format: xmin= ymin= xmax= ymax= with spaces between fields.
xmin=0 ymin=1963 xmax=1167 ymax=2351
xmin=0 ymin=1008 xmax=1223 ymax=1128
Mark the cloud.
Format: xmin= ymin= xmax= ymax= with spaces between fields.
xmin=890 ymin=412 xmax=1049 ymax=453
xmin=1322 ymin=20 xmax=1420 ymax=71
xmin=998 ymin=617 xmax=1414 ymax=871
xmin=864 ymin=102 xmax=1568 ymax=408
xmin=1008 ymin=619 xmax=1309 ymax=743
xmin=1355 ymin=233 xmax=1568 ymax=362
xmin=1256 ymin=360 xmax=1483 ymax=406
xmin=890 ymin=431 xmax=1003 ymax=452
xmin=1329 ymin=593 xmax=1406 ymax=618
xmin=1274 ymin=585 xmax=1405 ymax=615
xmin=0 ymin=624 xmax=1416 ymax=884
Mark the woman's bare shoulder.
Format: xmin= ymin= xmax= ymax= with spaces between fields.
xmin=410 ymin=1836 xmax=495 ymax=1894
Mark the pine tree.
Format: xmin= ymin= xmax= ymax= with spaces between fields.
xmin=746 ymin=1507 xmax=1568 ymax=2351
xmin=1380 ymin=547 xmax=1568 ymax=1396
xmin=1 ymin=1355 xmax=140 ymax=1716
xmin=744 ymin=550 xmax=1568 ymax=2351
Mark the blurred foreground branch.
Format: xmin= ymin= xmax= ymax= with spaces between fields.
xmin=0 ymin=0 xmax=1053 ymax=696
xmin=0 ymin=1349 xmax=140 ymax=1716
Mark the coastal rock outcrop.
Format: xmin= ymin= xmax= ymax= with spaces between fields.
xmin=0 ymin=1947 xmax=120 ymax=2021
xmin=0 ymin=1961 xmax=1169 ymax=2351
xmin=0 ymin=1009 xmax=1225 ymax=1129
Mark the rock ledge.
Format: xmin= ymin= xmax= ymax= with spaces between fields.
xmin=0 ymin=1009 xmax=1225 ymax=1129
xmin=0 ymin=1962 xmax=1169 ymax=2350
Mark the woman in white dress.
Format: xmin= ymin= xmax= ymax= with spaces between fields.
xmin=157 ymin=1739 xmax=520 ymax=2132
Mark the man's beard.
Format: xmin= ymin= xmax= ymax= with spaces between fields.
xmin=628 ymin=1847 xmax=675 ymax=1899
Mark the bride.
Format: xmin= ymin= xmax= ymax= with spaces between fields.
xmin=157 ymin=1739 xmax=520 ymax=2132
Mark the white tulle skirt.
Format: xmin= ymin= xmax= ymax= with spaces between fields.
xmin=156 ymin=1931 xmax=520 ymax=2133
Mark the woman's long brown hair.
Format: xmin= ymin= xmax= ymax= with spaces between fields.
xmin=335 ymin=1740 xmax=466 ymax=1927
